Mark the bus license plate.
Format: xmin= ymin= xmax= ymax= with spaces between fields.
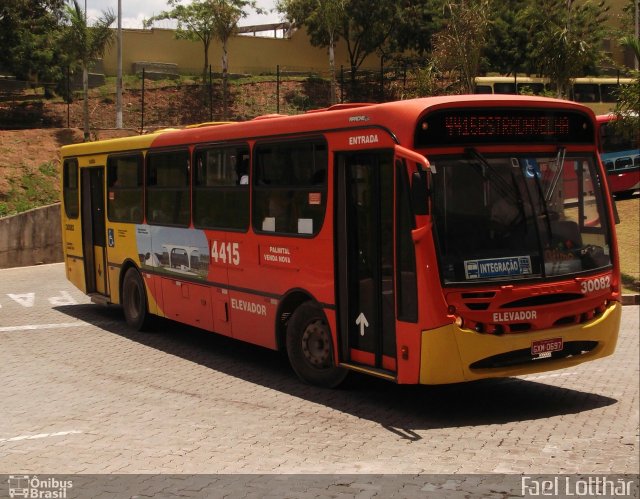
xmin=531 ymin=338 xmax=563 ymax=356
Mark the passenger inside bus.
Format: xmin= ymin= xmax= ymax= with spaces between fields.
xmin=236 ymin=154 xmax=249 ymax=185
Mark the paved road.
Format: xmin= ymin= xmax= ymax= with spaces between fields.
xmin=0 ymin=263 xmax=638 ymax=479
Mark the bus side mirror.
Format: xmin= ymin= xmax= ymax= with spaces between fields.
xmin=412 ymin=171 xmax=429 ymax=215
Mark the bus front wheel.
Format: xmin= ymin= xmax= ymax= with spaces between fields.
xmin=122 ymin=268 xmax=150 ymax=331
xmin=286 ymin=302 xmax=348 ymax=388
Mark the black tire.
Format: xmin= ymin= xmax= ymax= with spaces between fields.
xmin=122 ymin=267 xmax=150 ymax=331
xmin=286 ymin=301 xmax=348 ymax=388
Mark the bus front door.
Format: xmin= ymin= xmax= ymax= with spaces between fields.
xmin=336 ymin=151 xmax=397 ymax=375
xmin=81 ymin=167 xmax=108 ymax=296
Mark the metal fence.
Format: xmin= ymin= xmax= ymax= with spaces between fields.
xmin=0 ymin=63 xmax=451 ymax=131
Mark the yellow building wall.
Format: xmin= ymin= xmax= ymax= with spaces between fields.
xmin=100 ymin=2 xmax=635 ymax=78
xmin=101 ymin=27 xmax=381 ymax=76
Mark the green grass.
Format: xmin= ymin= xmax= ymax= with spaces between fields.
xmin=0 ymin=161 xmax=59 ymax=217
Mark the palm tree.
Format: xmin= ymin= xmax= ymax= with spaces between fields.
xmin=63 ymin=0 xmax=115 ymax=140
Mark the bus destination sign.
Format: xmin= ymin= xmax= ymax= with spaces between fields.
xmin=415 ymin=108 xmax=594 ymax=147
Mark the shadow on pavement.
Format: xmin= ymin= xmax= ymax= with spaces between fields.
xmin=55 ymin=303 xmax=617 ymax=438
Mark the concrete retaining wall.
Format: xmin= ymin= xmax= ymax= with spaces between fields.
xmin=0 ymin=203 xmax=63 ymax=269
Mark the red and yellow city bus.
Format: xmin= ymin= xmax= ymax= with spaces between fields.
xmin=60 ymin=95 xmax=621 ymax=387
xmin=597 ymin=114 xmax=640 ymax=198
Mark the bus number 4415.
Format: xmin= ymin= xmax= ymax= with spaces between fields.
xmin=211 ymin=241 xmax=240 ymax=266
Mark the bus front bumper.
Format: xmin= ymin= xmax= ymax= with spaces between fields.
xmin=419 ymin=301 xmax=621 ymax=385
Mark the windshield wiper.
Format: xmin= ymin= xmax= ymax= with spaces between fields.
xmin=528 ymin=159 xmax=554 ymax=245
xmin=545 ymin=146 xmax=566 ymax=202
xmin=465 ymin=148 xmax=520 ymax=205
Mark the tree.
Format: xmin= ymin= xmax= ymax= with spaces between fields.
xmin=145 ymin=0 xmax=261 ymax=119
xmin=61 ymin=0 xmax=115 ymax=140
xmin=279 ymin=0 xmax=398 ymax=94
xmin=210 ymin=0 xmax=262 ymax=119
xmin=613 ymin=35 xmax=640 ymax=136
xmin=145 ymin=1 xmax=217 ymax=80
xmin=522 ymin=0 xmax=609 ymax=98
xmin=482 ymin=0 xmax=531 ymax=75
xmin=386 ymin=0 xmax=444 ymax=58
xmin=340 ymin=0 xmax=398 ymax=92
xmin=432 ymin=0 xmax=493 ymax=93
xmin=618 ymin=0 xmax=639 ymax=70
xmin=0 ymin=0 xmax=66 ymax=85
xmin=278 ymin=0 xmax=346 ymax=104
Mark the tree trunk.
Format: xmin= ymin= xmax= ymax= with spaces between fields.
xmin=222 ymin=40 xmax=229 ymax=120
xmin=203 ymin=39 xmax=210 ymax=82
xmin=329 ymin=34 xmax=336 ymax=105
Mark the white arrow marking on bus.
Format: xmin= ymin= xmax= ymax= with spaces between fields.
xmin=355 ymin=312 xmax=369 ymax=336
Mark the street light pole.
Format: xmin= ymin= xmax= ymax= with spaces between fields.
xmin=635 ymin=0 xmax=639 ymax=70
xmin=116 ymin=0 xmax=123 ymax=128
xmin=82 ymin=0 xmax=89 ymax=141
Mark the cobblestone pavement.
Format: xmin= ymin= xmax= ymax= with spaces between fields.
xmin=0 ymin=264 xmax=638 ymax=481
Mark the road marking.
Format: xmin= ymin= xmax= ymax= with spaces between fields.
xmin=521 ymin=372 xmax=576 ymax=381
xmin=0 ymin=430 xmax=83 ymax=443
xmin=48 ymin=291 xmax=77 ymax=306
xmin=0 ymin=322 xmax=85 ymax=332
xmin=7 ymin=292 xmax=35 ymax=307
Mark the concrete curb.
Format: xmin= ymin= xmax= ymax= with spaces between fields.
xmin=621 ymin=294 xmax=640 ymax=306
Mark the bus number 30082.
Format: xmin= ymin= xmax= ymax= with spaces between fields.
xmin=211 ymin=241 xmax=240 ymax=266
xmin=580 ymin=275 xmax=611 ymax=294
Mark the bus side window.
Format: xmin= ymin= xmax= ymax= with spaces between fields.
xmin=572 ymin=84 xmax=600 ymax=103
xmin=146 ymin=150 xmax=190 ymax=227
xmin=475 ymin=85 xmax=492 ymax=94
xmin=107 ymin=153 xmax=143 ymax=223
xmin=63 ymin=158 xmax=79 ymax=219
xmin=494 ymin=82 xmax=516 ymax=94
xmin=193 ymin=145 xmax=249 ymax=231
xmin=600 ymin=84 xmax=619 ymax=103
xmin=253 ymin=139 xmax=327 ymax=236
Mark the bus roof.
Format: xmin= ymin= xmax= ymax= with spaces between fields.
xmin=60 ymin=129 xmax=169 ymax=157
xmin=61 ymin=95 xmax=596 ymax=157
xmin=476 ymin=75 xmax=634 ymax=85
xmin=596 ymin=114 xmax=616 ymax=123
xmin=597 ymin=111 xmax=638 ymax=123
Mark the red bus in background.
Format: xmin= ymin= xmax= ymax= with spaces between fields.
xmin=597 ymin=114 xmax=640 ymax=198
xmin=61 ymin=95 xmax=621 ymax=388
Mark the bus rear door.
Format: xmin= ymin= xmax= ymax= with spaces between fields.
xmin=80 ymin=166 xmax=108 ymax=296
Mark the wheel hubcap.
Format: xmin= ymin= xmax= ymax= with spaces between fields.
xmin=301 ymin=319 xmax=331 ymax=368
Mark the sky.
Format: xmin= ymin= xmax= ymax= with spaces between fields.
xmin=86 ymin=0 xmax=282 ymax=30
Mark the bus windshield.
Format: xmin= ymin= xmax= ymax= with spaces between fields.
xmin=431 ymin=151 xmax=612 ymax=284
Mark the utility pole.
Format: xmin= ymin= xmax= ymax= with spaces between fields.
xmin=83 ymin=0 xmax=89 ymax=141
xmin=635 ymin=0 xmax=640 ymax=71
xmin=116 ymin=0 xmax=123 ymax=128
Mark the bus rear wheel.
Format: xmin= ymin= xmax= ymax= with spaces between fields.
xmin=122 ymin=268 xmax=150 ymax=331
xmin=286 ymin=302 xmax=347 ymax=388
